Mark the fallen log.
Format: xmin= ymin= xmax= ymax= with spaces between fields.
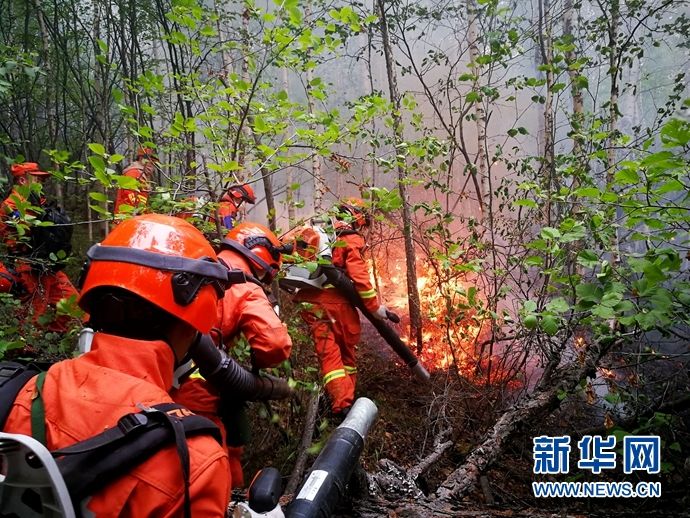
xmin=436 ymin=340 xmax=612 ymax=500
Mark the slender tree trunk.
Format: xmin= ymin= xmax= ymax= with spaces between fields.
xmin=466 ymin=0 xmax=487 ymax=214
xmin=564 ymin=0 xmax=584 ymax=160
xmin=282 ymin=67 xmax=296 ymax=225
xmin=538 ymin=0 xmax=555 ymax=224
xmin=377 ymin=0 xmax=423 ymax=354
xmin=92 ymin=0 xmax=109 ymax=238
xmin=606 ymin=0 xmax=621 ymax=272
xmin=238 ymin=5 xmax=276 ymax=229
xmin=305 ymin=2 xmax=325 ymax=213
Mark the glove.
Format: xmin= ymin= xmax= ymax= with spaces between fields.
xmin=375 ymin=305 xmax=400 ymax=323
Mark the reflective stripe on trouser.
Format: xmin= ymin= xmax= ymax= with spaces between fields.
xmin=358 ymin=288 xmax=377 ymax=299
xmin=344 ymin=365 xmax=357 ymax=388
xmin=300 ymin=300 xmax=360 ymax=414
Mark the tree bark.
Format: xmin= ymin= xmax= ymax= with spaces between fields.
xmin=376 ymin=0 xmax=424 ymax=355
xmin=466 ymin=0 xmax=487 ymax=213
xmin=305 ymin=2 xmax=326 ymax=213
xmin=563 ymin=0 xmax=584 ymax=159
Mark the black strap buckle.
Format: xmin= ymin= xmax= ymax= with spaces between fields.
xmin=117 ymin=412 xmax=148 ymax=434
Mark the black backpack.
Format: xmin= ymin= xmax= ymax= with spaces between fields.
xmin=0 ymin=361 xmax=221 ymax=518
xmin=30 ymin=203 xmax=73 ymax=264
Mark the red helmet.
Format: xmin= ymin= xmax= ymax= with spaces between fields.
xmin=224 ymin=222 xmax=282 ymax=282
xmin=135 ymin=147 xmax=158 ymax=162
xmin=222 ymin=184 xmax=256 ymax=205
xmin=337 ymin=197 xmax=370 ymax=229
xmin=10 ymin=162 xmax=50 ymax=178
xmin=79 ymin=214 xmax=228 ymax=333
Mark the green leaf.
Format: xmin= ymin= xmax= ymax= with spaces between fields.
xmin=546 ymin=297 xmax=570 ymax=314
xmin=524 ymin=256 xmax=543 ymax=267
xmin=576 ymin=283 xmax=601 ymax=303
xmin=577 ymin=250 xmax=599 ymax=269
xmin=541 ymin=315 xmax=559 ymax=336
xmin=88 ymin=143 xmax=106 ymax=156
xmin=523 ymin=314 xmax=538 ymax=330
xmin=540 ymin=227 xmax=561 ymax=240
xmin=89 ymin=192 xmax=108 ymax=202
xmin=513 ymin=198 xmax=537 ymax=208
xmin=523 ymin=300 xmax=538 ymax=313
xmin=614 ymin=168 xmax=639 ymax=184
xmin=600 ymin=291 xmax=623 ymax=308
xmin=643 ymin=262 xmax=666 ymax=284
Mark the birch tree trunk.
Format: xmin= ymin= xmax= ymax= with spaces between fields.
xmin=305 ymin=2 xmax=325 ymax=213
xmin=564 ymin=0 xmax=584 ymax=160
xmin=466 ymin=0 xmax=487 ymax=213
xmin=606 ymin=0 xmax=621 ymax=271
xmin=376 ymin=0 xmax=423 ymax=354
xmin=538 ymin=0 xmax=555 ymax=224
xmin=239 ymin=5 xmax=276 ymax=229
xmin=33 ymin=0 xmax=62 ymax=203
xmin=282 ymin=67 xmax=296 ymax=225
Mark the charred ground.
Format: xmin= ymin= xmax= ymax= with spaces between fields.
xmin=244 ymin=311 xmax=690 ymax=517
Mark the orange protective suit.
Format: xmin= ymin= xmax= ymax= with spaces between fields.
xmin=3 ymin=333 xmax=231 ymax=516
xmin=217 ymin=200 xmax=240 ymax=230
xmin=171 ymin=249 xmax=292 ymax=487
xmin=0 ymin=190 xmax=78 ymax=333
xmin=114 ymin=162 xmax=151 ymax=215
xmin=295 ymin=225 xmax=381 ymax=414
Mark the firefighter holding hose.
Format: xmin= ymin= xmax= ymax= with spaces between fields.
xmin=171 ymin=221 xmax=292 ymax=488
xmin=293 ymin=198 xmax=398 ymax=418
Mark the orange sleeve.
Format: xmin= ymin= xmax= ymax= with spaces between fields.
xmin=220 ymin=282 xmax=292 ymax=369
xmin=186 ymin=454 xmax=232 ymax=517
xmin=342 ymin=233 xmax=381 ymax=314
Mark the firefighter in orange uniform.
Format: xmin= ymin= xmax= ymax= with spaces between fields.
xmin=295 ymin=198 xmax=396 ymax=417
xmin=2 ymin=214 xmax=231 ymax=515
xmin=114 ymin=147 xmax=158 ymax=215
xmin=217 ymin=184 xmax=256 ymax=230
xmin=0 ymin=163 xmax=78 ymax=332
xmin=171 ymin=221 xmax=291 ymax=487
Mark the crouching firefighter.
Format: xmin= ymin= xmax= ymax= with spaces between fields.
xmin=0 ymin=214 xmax=231 ymax=516
xmin=171 ymin=221 xmax=293 ymax=488
xmin=0 ymin=162 xmax=79 ymax=333
xmin=284 ymin=198 xmax=399 ymax=418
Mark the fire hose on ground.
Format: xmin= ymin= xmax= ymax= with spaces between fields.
xmin=320 ymin=266 xmax=430 ymax=383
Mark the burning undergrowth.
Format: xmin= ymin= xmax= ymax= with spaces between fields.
xmin=369 ymin=234 xmax=522 ymax=389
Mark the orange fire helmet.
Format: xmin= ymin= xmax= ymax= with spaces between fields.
xmin=10 ymin=162 xmax=51 ymax=178
xmin=222 ymin=184 xmax=256 ymax=205
xmin=337 ymin=197 xmax=371 ymax=229
xmin=223 ymin=222 xmax=283 ymax=283
xmin=78 ymin=214 xmax=228 ymax=333
xmin=135 ymin=147 xmax=159 ymax=162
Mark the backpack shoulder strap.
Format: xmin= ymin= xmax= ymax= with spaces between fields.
xmin=0 ymin=362 xmax=40 ymax=430
xmin=54 ymin=402 xmax=221 ymax=517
